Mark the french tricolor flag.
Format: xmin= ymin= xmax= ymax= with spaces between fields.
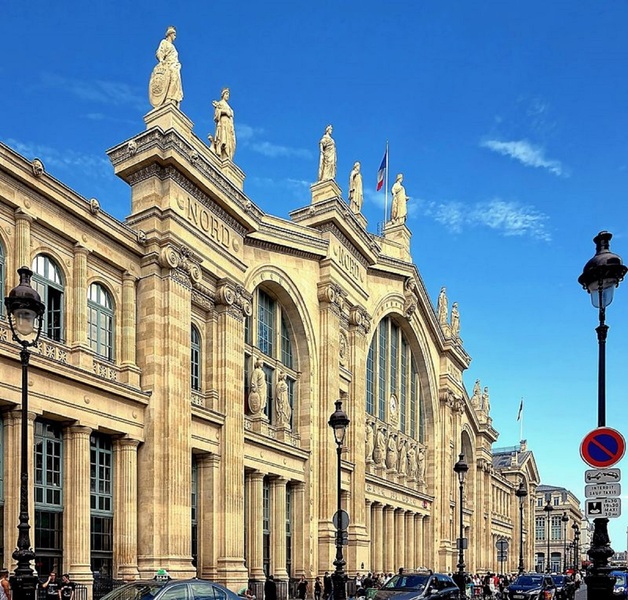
xmin=376 ymin=149 xmax=387 ymax=191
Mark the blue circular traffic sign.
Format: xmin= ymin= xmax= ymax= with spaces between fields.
xmin=580 ymin=427 xmax=626 ymax=468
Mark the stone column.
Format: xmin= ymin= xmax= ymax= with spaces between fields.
xmin=364 ymin=501 xmax=372 ymax=546
xmin=405 ymin=512 xmax=415 ymax=571
xmin=371 ymin=504 xmax=384 ymax=574
xmin=383 ymin=506 xmax=395 ymax=573
xmin=113 ymin=437 xmax=140 ymax=580
xmin=271 ymin=478 xmax=288 ymax=582
xmin=14 ymin=209 xmax=32 ymax=270
xmin=71 ymin=244 xmax=89 ymax=350
xmin=246 ymin=472 xmax=265 ymax=582
xmin=414 ymin=515 xmax=424 ymax=569
xmin=64 ymin=425 xmax=93 ymax=588
xmin=214 ymin=279 xmax=250 ymax=590
xmin=291 ymin=482 xmax=306 ymax=579
xmin=394 ymin=510 xmax=405 ymax=571
xmin=119 ymin=272 xmax=140 ymax=386
xmin=2 ymin=410 xmax=36 ymax=572
xmin=198 ymin=454 xmax=220 ymax=581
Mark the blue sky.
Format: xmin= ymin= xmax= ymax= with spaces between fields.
xmin=3 ymin=1 xmax=628 ymax=548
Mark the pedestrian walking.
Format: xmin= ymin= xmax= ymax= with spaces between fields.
xmin=297 ymin=576 xmax=308 ymax=600
xmin=264 ymin=575 xmax=277 ymax=600
xmin=323 ymin=572 xmax=333 ymax=600
xmin=59 ymin=574 xmax=75 ymax=600
xmin=314 ymin=577 xmax=322 ymax=600
xmin=0 ymin=569 xmax=11 ymax=600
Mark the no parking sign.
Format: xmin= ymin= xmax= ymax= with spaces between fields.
xmin=580 ymin=427 xmax=626 ymax=468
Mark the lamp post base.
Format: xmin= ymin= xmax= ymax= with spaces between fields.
xmin=452 ymin=572 xmax=466 ymax=595
xmin=9 ymin=572 xmax=38 ymax=600
xmin=585 ymin=517 xmax=615 ymax=600
xmin=332 ymin=571 xmax=346 ymax=600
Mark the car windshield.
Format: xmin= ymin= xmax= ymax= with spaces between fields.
xmin=383 ymin=575 xmax=429 ymax=589
xmin=613 ymin=574 xmax=628 ymax=586
xmin=102 ymin=582 xmax=167 ymax=600
xmin=512 ymin=576 xmax=543 ymax=587
xmin=551 ymin=576 xmax=566 ymax=584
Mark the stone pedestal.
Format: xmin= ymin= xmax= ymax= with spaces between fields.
xmin=311 ymin=179 xmax=342 ymax=204
xmin=207 ymin=155 xmax=245 ymax=191
xmin=144 ymin=104 xmax=194 ymax=136
xmin=383 ymin=221 xmax=412 ymax=262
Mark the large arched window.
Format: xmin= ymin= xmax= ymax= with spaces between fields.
xmin=88 ymin=283 xmax=114 ymax=360
xmin=191 ymin=325 xmax=201 ymax=391
xmin=32 ymin=255 xmax=64 ymax=342
xmin=244 ymin=288 xmax=297 ymax=426
xmin=366 ymin=316 xmax=422 ymax=441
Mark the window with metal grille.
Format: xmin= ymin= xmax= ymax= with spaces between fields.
xmin=88 ymin=282 xmax=114 ymax=360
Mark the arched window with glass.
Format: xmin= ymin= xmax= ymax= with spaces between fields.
xmin=32 ymin=255 xmax=64 ymax=342
xmin=191 ymin=325 xmax=201 ymax=391
xmin=365 ymin=316 xmax=422 ymax=442
xmin=244 ymin=288 xmax=298 ymax=427
xmin=88 ymin=282 xmax=114 ymax=360
xmin=0 ymin=241 xmax=5 ymax=317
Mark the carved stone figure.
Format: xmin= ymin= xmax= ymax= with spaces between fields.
xmin=248 ymin=359 xmax=267 ymax=414
xmin=390 ymin=173 xmax=409 ymax=224
xmin=386 ymin=433 xmax=398 ymax=470
xmin=450 ymin=302 xmax=460 ymax=338
xmin=397 ymin=439 xmax=408 ymax=476
xmin=481 ymin=386 xmax=491 ymax=413
xmin=418 ymin=447 xmax=426 ymax=482
xmin=437 ymin=287 xmax=448 ymax=326
xmin=471 ymin=379 xmax=481 ymax=407
xmin=365 ymin=420 xmax=374 ymax=461
xmin=374 ymin=426 xmax=386 ymax=465
xmin=149 ymin=26 xmax=183 ymax=108
xmin=407 ymin=443 xmax=418 ymax=479
xmin=348 ymin=161 xmax=363 ymax=213
xmin=208 ymin=87 xmax=236 ymax=160
xmin=275 ymin=371 xmax=291 ymax=426
xmin=317 ymin=125 xmax=336 ymax=181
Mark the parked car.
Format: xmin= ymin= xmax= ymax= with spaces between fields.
xmin=550 ymin=575 xmax=575 ymax=600
xmin=505 ymin=573 xmax=556 ymax=600
xmin=611 ymin=571 xmax=628 ymax=597
xmin=372 ymin=570 xmax=461 ymax=600
xmin=100 ymin=579 xmax=241 ymax=600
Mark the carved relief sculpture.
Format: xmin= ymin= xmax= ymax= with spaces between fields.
xmin=481 ymin=386 xmax=491 ymax=413
xmin=318 ymin=125 xmax=337 ymax=181
xmin=275 ymin=371 xmax=291 ymax=427
xmin=397 ymin=438 xmax=408 ymax=476
xmin=437 ymin=286 xmax=448 ymax=326
xmin=407 ymin=443 xmax=418 ymax=479
xmin=248 ymin=359 xmax=267 ymax=415
xmin=348 ymin=161 xmax=363 ymax=213
xmin=390 ymin=173 xmax=409 ymax=224
xmin=386 ymin=433 xmax=398 ymax=470
xmin=365 ymin=419 xmax=374 ymax=461
xmin=450 ymin=302 xmax=460 ymax=338
xmin=374 ymin=426 xmax=386 ymax=465
xmin=149 ymin=26 xmax=183 ymax=108
xmin=208 ymin=87 xmax=236 ymax=160
xmin=418 ymin=446 xmax=426 ymax=482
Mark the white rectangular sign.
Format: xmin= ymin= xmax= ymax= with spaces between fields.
xmin=584 ymin=468 xmax=621 ymax=484
xmin=585 ymin=483 xmax=621 ymax=498
xmin=585 ymin=497 xmax=621 ymax=518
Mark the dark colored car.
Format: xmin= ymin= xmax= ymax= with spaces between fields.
xmin=100 ymin=579 xmax=241 ymax=600
xmin=550 ymin=575 xmax=575 ymax=600
xmin=372 ymin=571 xmax=461 ymax=600
xmin=611 ymin=571 xmax=628 ymax=597
xmin=506 ymin=573 xmax=556 ymax=599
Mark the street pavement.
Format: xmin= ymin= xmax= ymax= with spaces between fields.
xmin=574 ymin=584 xmax=586 ymax=600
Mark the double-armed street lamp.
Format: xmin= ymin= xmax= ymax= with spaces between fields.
xmin=578 ymin=231 xmax=627 ymax=599
xmin=561 ymin=512 xmax=569 ymax=573
xmin=515 ymin=480 xmax=528 ymax=574
xmin=453 ymin=453 xmax=469 ymax=595
xmin=544 ymin=500 xmax=553 ymax=573
xmin=329 ymin=400 xmax=350 ymax=600
xmin=4 ymin=267 xmax=45 ymax=600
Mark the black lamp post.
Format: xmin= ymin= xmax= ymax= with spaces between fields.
xmin=329 ymin=400 xmax=350 ymax=600
xmin=567 ymin=543 xmax=573 ymax=572
xmin=578 ymin=231 xmax=626 ymax=599
xmin=544 ymin=500 xmax=553 ymax=573
xmin=453 ymin=453 xmax=468 ymax=595
xmin=561 ymin=512 xmax=569 ymax=573
xmin=515 ymin=481 xmax=528 ymax=574
xmin=572 ymin=523 xmax=580 ymax=572
xmin=4 ymin=267 xmax=45 ymax=600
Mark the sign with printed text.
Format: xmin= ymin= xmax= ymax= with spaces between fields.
xmin=585 ymin=497 xmax=621 ymax=518
xmin=584 ymin=468 xmax=621 ymax=484
xmin=580 ymin=427 xmax=626 ymax=468
xmin=585 ymin=483 xmax=621 ymax=498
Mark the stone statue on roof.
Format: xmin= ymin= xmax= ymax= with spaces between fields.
xmin=149 ymin=26 xmax=183 ymax=109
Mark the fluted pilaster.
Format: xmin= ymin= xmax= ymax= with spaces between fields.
xmin=72 ymin=245 xmax=89 ymax=349
xmin=372 ymin=504 xmax=384 ymax=573
xmin=271 ymin=478 xmax=288 ymax=580
xmin=247 ymin=471 xmax=265 ymax=581
xmin=14 ymin=209 xmax=32 ymax=270
xmin=383 ymin=506 xmax=395 ymax=572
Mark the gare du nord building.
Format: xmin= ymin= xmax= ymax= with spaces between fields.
xmin=0 ymin=95 xmax=541 ymax=595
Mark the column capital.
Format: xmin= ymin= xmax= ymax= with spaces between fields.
xmin=66 ymin=424 xmax=93 ymax=437
xmin=5 ymin=409 xmax=37 ymax=423
xmin=114 ymin=437 xmax=141 ymax=450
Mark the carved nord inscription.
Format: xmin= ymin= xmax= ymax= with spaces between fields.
xmin=332 ymin=244 xmax=364 ymax=283
xmin=177 ymin=196 xmax=233 ymax=250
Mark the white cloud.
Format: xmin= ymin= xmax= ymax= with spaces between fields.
xmin=5 ymin=138 xmax=111 ymax=178
xmin=238 ymin=122 xmax=311 ymax=159
xmin=481 ymin=139 xmax=565 ymax=177
xmin=419 ymin=196 xmax=551 ymax=241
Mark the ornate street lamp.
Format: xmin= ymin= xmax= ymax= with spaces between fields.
xmin=328 ymin=400 xmax=350 ymax=600
xmin=544 ymin=500 xmax=553 ymax=573
xmin=567 ymin=543 xmax=574 ymax=572
xmin=515 ymin=480 xmax=528 ymax=574
xmin=562 ymin=512 xmax=569 ymax=573
xmin=453 ymin=453 xmax=469 ymax=595
xmin=578 ymin=231 xmax=626 ymax=599
xmin=4 ymin=267 xmax=45 ymax=600
xmin=572 ymin=523 xmax=580 ymax=572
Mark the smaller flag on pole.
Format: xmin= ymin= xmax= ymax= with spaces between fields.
xmin=376 ymin=149 xmax=387 ymax=191
xmin=516 ymin=398 xmax=524 ymax=421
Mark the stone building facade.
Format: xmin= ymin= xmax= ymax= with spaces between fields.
xmin=1 ymin=101 xmax=541 ymax=596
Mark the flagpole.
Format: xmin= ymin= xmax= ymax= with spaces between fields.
xmin=519 ymin=397 xmax=524 ymax=442
xmin=384 ymin=140 xmax=389 ymax=224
